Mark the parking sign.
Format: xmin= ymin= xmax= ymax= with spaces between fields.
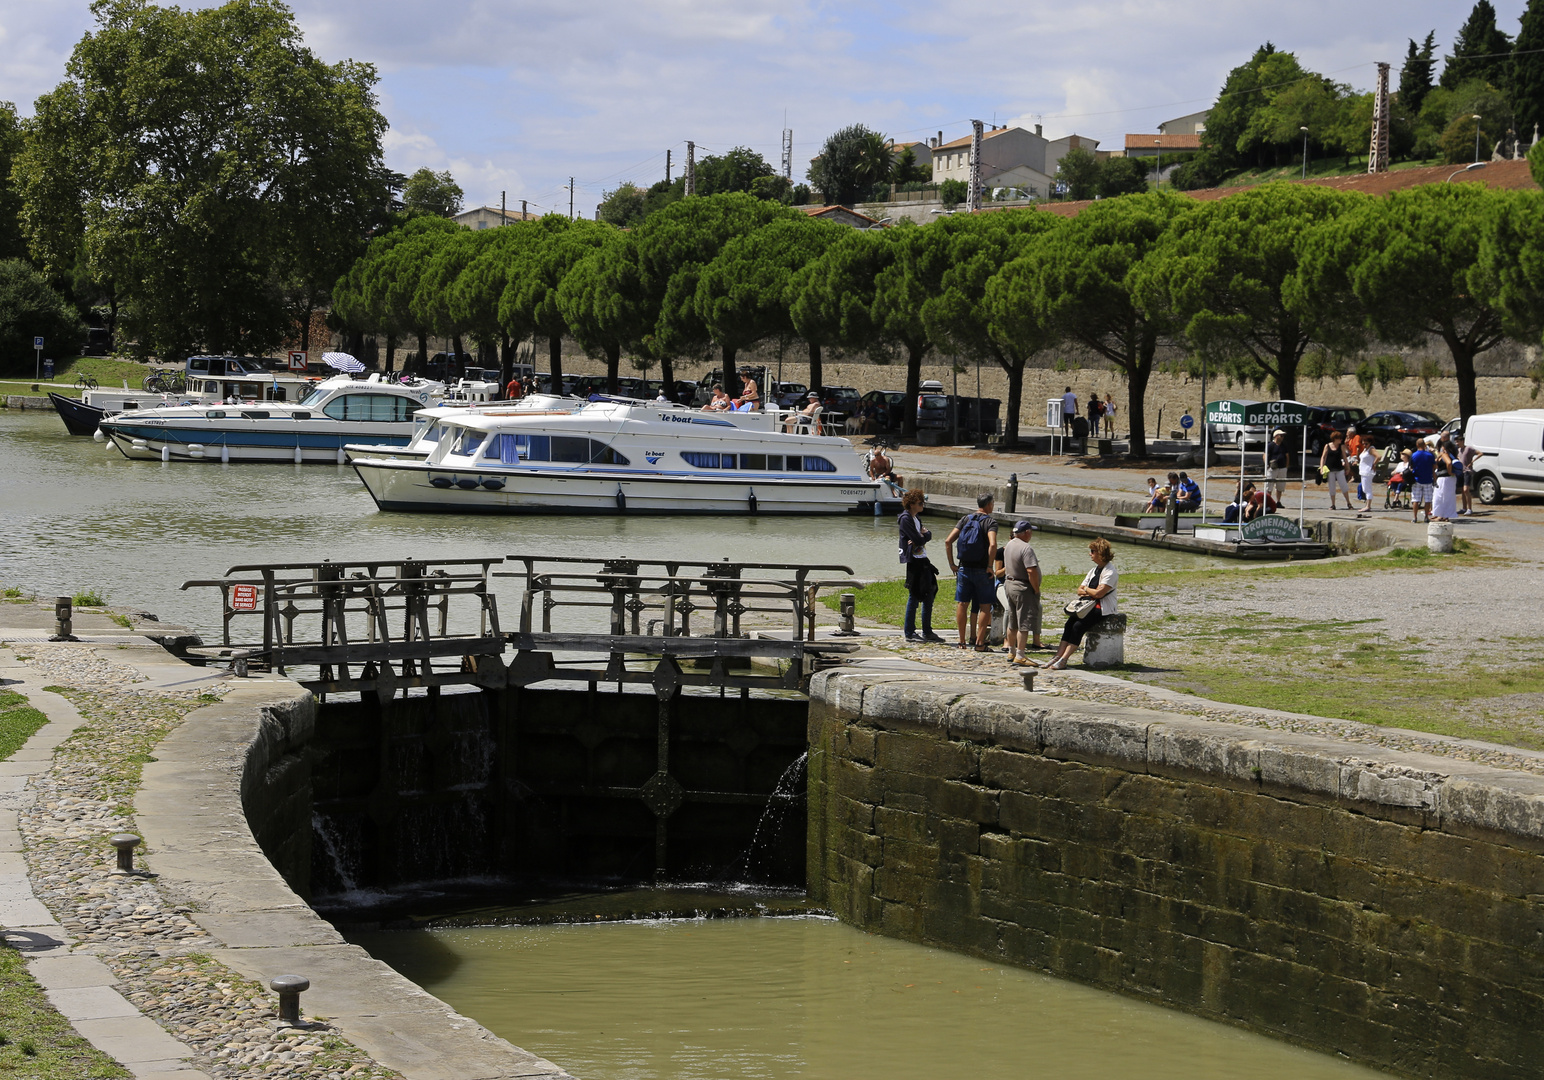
xmin=34 ymin=336 xmax=44 ymax=349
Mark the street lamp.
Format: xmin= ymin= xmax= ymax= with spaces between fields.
xmin=1447 ymin=161 xmax=1488 ymax=182
xmin=1473 ymin=115 xmax=1483 ymax=163
xmin=1300 ymin=126 xmax=1309 ymax=180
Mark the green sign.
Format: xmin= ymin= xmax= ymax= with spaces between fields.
xmin=1240 ymin=513 xmax=1304 ymax=542
xmin=1204 ymin=399 xmax=1250 ymax=426
xmin=1244 ymin=400 xmax=1310 ymax=427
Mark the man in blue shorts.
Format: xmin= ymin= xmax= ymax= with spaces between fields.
xmin=945 ymin=493 xmax=999 ymax=652
xmin=1408 ymin=438 xmax=1436 ymax=524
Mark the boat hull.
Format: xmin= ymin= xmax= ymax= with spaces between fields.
xmin=352 ymin=459 xmax=882 ymax=515
xmin=102 ymin=422 xmax=413 ymax=463
xmin=48 ymin=393 xmax=106 ymax=436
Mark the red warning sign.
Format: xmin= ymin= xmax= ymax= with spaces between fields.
xmin=231 ymin=584 xmax=259 ymax=611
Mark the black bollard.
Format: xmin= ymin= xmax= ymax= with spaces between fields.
xmin=109 ymin=833 xmax=141 ymax=873
xmin=270 ymin=975 xmax=310 ymax=1025
xmin=1006 ymin=473 xmax=1018 ymax=514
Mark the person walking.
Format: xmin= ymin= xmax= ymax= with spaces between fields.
xmin=1040 ymin=538 xmax=1117 ymax=671
xmin=944 ymin=493 xmax=999 ymax=652
xmin=1320 ymin=432 xmax=1352 ymax=509
xmin=1060 ymin=387 xmax=1077 ymax=437
xmin=998 ymin=520 xmax=1044 ymax=664
xmin=1087 ymin=392 xmax=1102 ymax=439
xmin=1408 ymin=437 xmax=1436 ymax=523
xmin=1456 ymin=434 xmax=1478 ymax=515
xmin=1264 ymin=429 xmax=1291 ymax=501
xmin=1358 ymin=439 xmax=1378 ymax=513
xmin=898 ymin=490 xmax=944 ymax=644
xmin=1102 ymin=394 xmax=1116 ymax=437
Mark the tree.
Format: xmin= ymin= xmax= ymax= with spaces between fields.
xmin=558 ymin=228 xmax=652 ymax=394
xmin=1013 ymin=192 xmax=1194 ymax=455
xmin=401 ymin=168 xmax=464 ymax=218
xmin=789 ymin=229 xmax=890 ymax=395
xmin=809 ymin=124 xmax=885 ymax=207
xmin=922 ymin=212 xmax=1063 ymax=445
xmin=696 ymin=147 xmax=775 ymax=196
xmin=15 ymin=0 xmax=390 ymax=361
xmin=1475 ymin=190 xmax=1544 ymax=344
xmin=500 ymin=216 xmax=610 ymax=391
xmin=1133 ymin=183 xmax=1365 ymax=402
xmin=1511 ymin=0 xmax=1544 ymax=137
xmin=0 ymin=103 xmax=24 ymax=263
xmin=894 ymin=147 xmax=930 ymax=184
xmin=1531 ymin=139 xmax=1544 ymax=187
xmin=856 ymin=130 xmax=895 ymax=191
xmin=1399 ymin=33 xmax=1438 ymax=117
xmin=939 ymin=179 xmax=968 ymax=209
xmin=748 ymin=174 xmax=793 ymax=204
xmin=445 ymin=226 xmax=524 ymax=378
xmin=870 ymin=224 xmax=960 ymax=435
xmin=694 ymin=216 xmax=847 ymax=390
xmin=1443 ymin=1 xmax=1513 ymax=89
xmin=598 ymin=183 xmax=648 ymax=227
xmin=1201 ymin=43 xmax=1281 ymax=172
xmin=332 ymin=215 xmax=458 ymax=372
xmin=1296 ymin=184 xmax=1506 ymax=424
xmin=1097 ymin=157 xmax=1150 ymax=199
xmin=1057 ymin=147 xmax=1102 ymax=200
xmin=0 ymin=259 xmax=85 ymax=374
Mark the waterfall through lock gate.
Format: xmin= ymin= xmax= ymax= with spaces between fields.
xmin=722 ymin=751 xmax=808 ymax=885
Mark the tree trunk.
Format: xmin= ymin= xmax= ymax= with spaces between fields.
xmin=500 ymin=334 xmax=513 ymax=387
xmin=606 ymin=343 xmax=620 ymax=394
xmin=548 ymin=333 xmax=563 ymax=392
xmin=807 ymin=341 xmax=823 ymax=397
xmin=1126 ymin=325 xmax=1157 ymax=457
xmin=1001 ymin=359 xmax=1025 ymax=446
xmin=1443 ymin=331 xmax=1480 ymax=424
xmin=722 ymin=343 xmax=737 ymax=372
xmin=385 ymin=333 xmax=396 ymax=373
xmin=661 ymin=355 xmax=675 ymax=398
xmin=416 ymin=331 xmax=428 ymax=374
xmin=902 ymin=342 xmax=924 ymax=438
xmin=300 ymin=302 xmax=313 ymax=352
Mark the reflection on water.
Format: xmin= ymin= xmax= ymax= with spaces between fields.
xmin=1 ymin=411 xmax=1226 ymax=635
xmin=349 ymin=917 xmax=1379 ymax=1080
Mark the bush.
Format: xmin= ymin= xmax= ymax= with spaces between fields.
xmin=939 ymin=178 xmax=968 ymax=208
xmin=0 ymin=259 xmax=85 ymax=375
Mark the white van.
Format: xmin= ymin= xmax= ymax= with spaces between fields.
xmin=1464 ymin=409 xmax=1544 ymax=503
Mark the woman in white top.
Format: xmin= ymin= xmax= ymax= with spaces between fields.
xmin=1040 ymin=537 xmax=1117 ymax=671
xmin=1358 ymin=443 xmax=1378 ymax=512
xmin=1102 ymin=394 xmax=1116 ymax=437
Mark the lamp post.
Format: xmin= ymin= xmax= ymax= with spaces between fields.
xmin=1447 ymin=161 xmax=1488 ymax=182
xmin=1300 ymin=126 xmax=1309 ymax=180
xmin=1154 ymin=138 xmax=1161 ymax=187
xmin=1473 ymin=114 xmax=1483 ymax=163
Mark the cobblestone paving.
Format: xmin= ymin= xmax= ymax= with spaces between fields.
xmin=17 ymin=646 xmax=401 ymax=1080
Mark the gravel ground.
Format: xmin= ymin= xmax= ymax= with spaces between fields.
xmin=17 ymin=645 xmax=401 ymax=1080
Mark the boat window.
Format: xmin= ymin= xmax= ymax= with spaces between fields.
xmin=239 ymin=383 xmax=260 ymax=398
xmin=292 ymin=411 xmax=311 ymax=420
xmin=803 ymin=456 xmax=837 ymax=472
xmin=551 ymin=436 xmax=590 ymax=463
xmin=322 ymin=393 xmax=414 ymax=422
xmin=205 ymin=411 xmax=226 ymax=419
xmin=241 ymin=410 xmax=270 ymax=419
xmin=299 ymin=387 xmax=328 ymax=408
xmin=785 ymin=455 xmax=803 ymax=472
xmin=204 ymin=381 xmax=220 ymax=394
xmin=590 ymin=443 xmax=631 ymax=466
xmin=420 ymin=424 xmax=443 ymax=445
xmin=122 ymin=402 xmax=138 ymax=410
xmin=453 ymin=429 xmax=485 ymax=456
xmin=483 ymin=438 xmax=501 ymax=459
xmin=682 ymin=452 xmax=720 ymax=469
xmin=740 ymin=453 xmax=767 ymax=470
xmin=500 ymin=434 xmax=550 ymax=463
xmin=765 ymin=455 xmax=783 ymax=470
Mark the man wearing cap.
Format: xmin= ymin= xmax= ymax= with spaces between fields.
xmin=1264 ymin=429 xmax=1291 ymax=500
xmin=945 ymin=493 xmax=998 ymax=651
xmin=998 ymin=520 xmax=1044 ymax=664
xmin=783 ymin=392 xmax=822 ymax=432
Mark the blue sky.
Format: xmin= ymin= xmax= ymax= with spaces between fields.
xmin=0 ymin=1 xmax=1527 ymax=215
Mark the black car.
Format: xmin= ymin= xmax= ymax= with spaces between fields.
xmin=858 ymin=389 xmax=908 ymax=432
xmin=1360 ymin=410 xmax=1444 ymax=450
xmin=816 ymin=386 xmax=861 ymax=424
xmin=1303 ymin=405 xmax=1367 ymax=454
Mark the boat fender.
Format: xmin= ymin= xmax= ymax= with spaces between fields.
xmin=188 ymin=443 xmax=205 ymax=459
xmin=456 ymin=478 xmax=480 ymax=490
xmin=336 ymin=447 xmax=346 ymax=465
xmin=873 ymin=499 xmax=881 ymax=516
xmin=161 ymin=445 xmax=170 ymax=462
xmin=616 ymin=486 xmax=626 ymax=511
xmin=748 ymin=489 xmax=758 ymax=515
xmin=220 ymin=444 xmax=230 ymax=464
xmin=131 ymin=439 xmax=149 ymax=451
xmin=92 ymin=428 xmax=105 ymax=443
xmin=481 ymin=478 xmax=505 ymax=490
xmin=430 ymin=476 xmax=453 ymax=489
xmin=293 ymin=445 xmax=303 ymax=464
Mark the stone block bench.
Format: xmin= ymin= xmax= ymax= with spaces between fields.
xmin=1083 ymin=613 xmax=1126 ymax=667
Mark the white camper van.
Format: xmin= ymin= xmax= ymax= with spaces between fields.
xmin=1464 ymin=409 xmax=1544 ymax=504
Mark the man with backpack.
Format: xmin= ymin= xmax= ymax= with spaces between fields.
xmin=945 ymin=493 xmax=999 ymax=652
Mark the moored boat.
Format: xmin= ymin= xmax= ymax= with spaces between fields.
xmin=343 ymin=393 xmax=588 ymax=462
xmin=349 ymin=398 xmax=886 ymax=515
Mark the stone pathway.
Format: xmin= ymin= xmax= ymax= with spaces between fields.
xmin=0 ymin=642 xmax=403 ymax=1080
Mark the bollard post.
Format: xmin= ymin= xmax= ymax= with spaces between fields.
xmin=833 ymin=593 xmax=858 ymax=637
xmin=50 ymin=596 xmax=75 ymax=642
xmin=1020 ymin=670 xmax=1035 ymax=692
xmin=270 ymin=975 xmax=310 ymax=1025
xmin=109 ymin=834 xmax=141 ymax=873
xmin=1164 ymin=498 xmax=1178 ymax=536
xmin=1006 ymin=473 xmax=1018 ymax=514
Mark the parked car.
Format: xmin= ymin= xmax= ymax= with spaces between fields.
xmin=1463 ymin=409 xmax=1544 ymax=504
xmin=817 ymin=385 xmax=861 ymax=421
xmin=1205 ymin=399 xmax=1266 ymax=449
xmin=1303 ymin=406 xmax=1367 ymax=454
xmin=859 ymin=389 xmax=908 ymax=432
xmin=770 ymin=381 xmax=809 ymax=409
xmin=1360 ymin=409 xmax=1444 ymax=450
xmin=1435 ymin=416 xmax=1462 ymax=442
xmin=917 ymin=384 xmax=949 ymax=430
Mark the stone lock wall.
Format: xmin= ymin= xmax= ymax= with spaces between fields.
xmin=807 ymin=671 xmax=1544 ymax=1080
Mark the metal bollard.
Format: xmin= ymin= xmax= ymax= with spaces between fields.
xmin=51 ymin=595 xmax=74 ymax=641
xmin=270 ymin=975 xmax=310 ymax=1025
xmin=109 ymin=833 xmax=141 ymax=873
xmin=1006 ymin=473 xmax=1018 ymax=514
xmin=1021 ymin=670 xmax=1035 ymax=692
xmin=833 ymin=593 xmax=858 ymax=637
xmin=1163 ymin=497 xmax=1178 ymax=536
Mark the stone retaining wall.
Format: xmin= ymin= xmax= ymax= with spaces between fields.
xmin=806 ymin=670 xmax=1544 ymax=1080
xmin=3 ymin=394 xmax=53 ymax=409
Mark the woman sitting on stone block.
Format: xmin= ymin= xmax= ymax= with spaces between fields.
xmin=1039 ymin=538 xmax=1117 ymax=671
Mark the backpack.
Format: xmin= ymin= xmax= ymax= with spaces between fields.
xmin=957 ymin=514 xmax=989 ymax=566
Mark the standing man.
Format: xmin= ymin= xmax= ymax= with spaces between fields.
xmin=1455 ymin=433 xmax=1478 ymax=515
xmin=945 ymin=493 xmax=999 ymax=652
xmin=1344 ymin=425 xmax=1365 ymax=499
xmin=505 ymin=373 xmax=524 ymax=400
xmin=1087 ymin=392 xmax=1102 ymax=440
xmin=999 ymin=520 xmax=1043 ymax=665
xmin=1408 ymin=437 xmax=1436 ymax=524
xmin=1060 ymin=387 xmax=1077 ymax=437
xmin=1264 ymin=429 xmax=1291 ymax=501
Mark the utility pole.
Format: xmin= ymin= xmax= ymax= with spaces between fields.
xmin=501 ymin=190 xmax=506 ymax=224
xmin=685 ymin=141 xmax=696 ymax=196
xmin=1368 ymin=62 xmax=1390 ymax=173
xmin=666 ymin=148 xmax=671 ymax=183
xmin=781 ymin=127 xmax=793 ymax=180
xmin=967 ymin=119 xmax=983 ymax=212
xmin=569 ymin=177 xmax=575 ymax=219
xmin=521 ymin=199 xmax=527 ymax=220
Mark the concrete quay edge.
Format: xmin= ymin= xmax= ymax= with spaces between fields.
xmin=809 ymin=668 xmax=1544 ymax=846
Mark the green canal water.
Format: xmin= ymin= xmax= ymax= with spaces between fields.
xmin=349 ymin=916 xmax=1381 ymax=1080
xmin=0 ymin=411 xmax=1227 ymax=635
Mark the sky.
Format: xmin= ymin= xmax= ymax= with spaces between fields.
xmin=0 ymin=1 xmax=1528 ymax=216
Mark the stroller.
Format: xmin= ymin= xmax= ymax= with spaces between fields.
xmin=1380 ymin=447 xmax=1410 ymax=510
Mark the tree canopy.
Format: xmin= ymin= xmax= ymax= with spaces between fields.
xmin=1445 ymin=1 xmax=1514 ymax=89
xmin=15 ymin=0 xmax=391 ymax=361
xmin=809 ymin=124 xmax=887 ymax=207
xmin=402 ymin=168 xmax=464 ymax=218
xmin=0 ymin=259 xmax=85 ymax=373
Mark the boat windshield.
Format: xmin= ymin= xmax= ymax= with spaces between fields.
xmin=298 ymin=386 xmax=329 ymax=408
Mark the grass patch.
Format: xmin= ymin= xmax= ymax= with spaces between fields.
xmin=72 ymin=588 xmax=108 ymax=607
xmin=0 ymin=688 xmax=48 ymax=763
xmin=0 ymin=945 xmax=131 ymax=1078
xmin=0 ymin=356 xmax=151 ymax=396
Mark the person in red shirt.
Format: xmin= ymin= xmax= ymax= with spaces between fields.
xmin=505 ymin=376 xmax=524 ymax=401
xmin=1241 ymin=481 xmax=1279 ymax=522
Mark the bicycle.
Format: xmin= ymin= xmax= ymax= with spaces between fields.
xmin=74 ymin=372 xmax=98 ymax=391
xmin=143 ymin=371 xmax=187 ymax=394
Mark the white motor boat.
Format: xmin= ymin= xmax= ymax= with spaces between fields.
xmin=99 ymin=373 xmax=446 ymax=463
xmin=350 ymin=398 xmax=885 ymax=514
xmin=343 ymin=393 xmax=588 ymax=462
xmin=52 ymin=355 xmax=319 ymax=436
